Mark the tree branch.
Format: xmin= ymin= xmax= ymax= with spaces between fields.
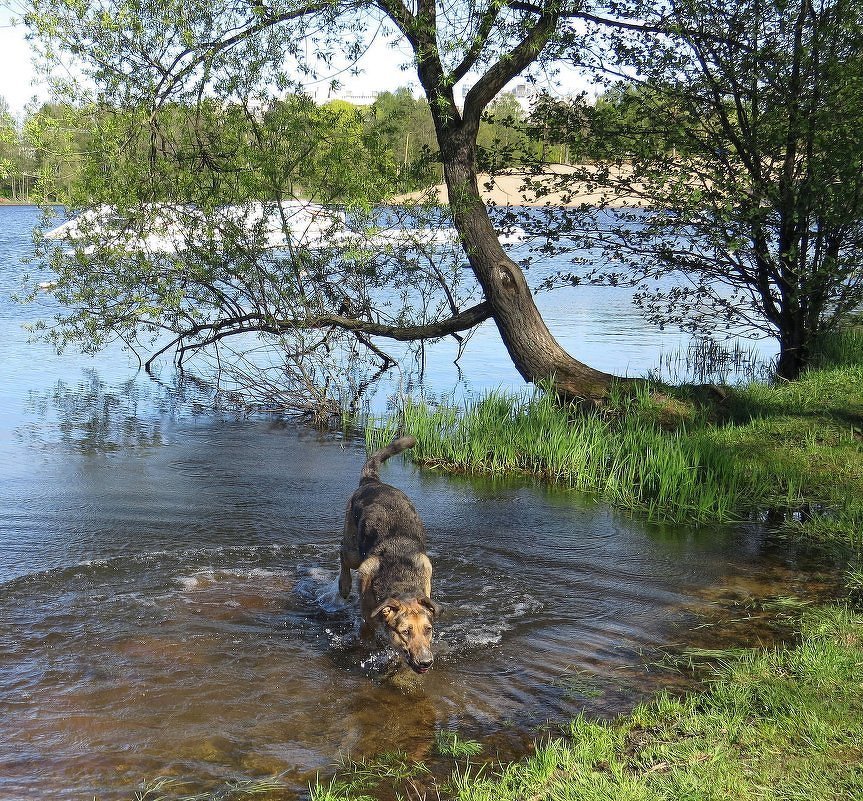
xmin=462 ymin=6 xmax=560 ymax=127
xmin=153 ymin=1 xmax=339 ymax=101
xmin=450 ymin=2 xmax=505 ymax=84
xmin=145 ymin=301 xmax=493 ymax=369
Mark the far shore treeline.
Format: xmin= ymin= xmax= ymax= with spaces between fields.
xmin=0 ymin=85 xmax=678 ymax=205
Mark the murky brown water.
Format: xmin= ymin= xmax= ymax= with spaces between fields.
xmin=0 ymin=419 xmax=841 ymax=800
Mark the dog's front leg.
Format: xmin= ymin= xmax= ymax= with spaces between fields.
xmin=357 ymin=556 xmax=380 ymax=638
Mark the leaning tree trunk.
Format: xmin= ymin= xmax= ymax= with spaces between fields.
xmin=440 ymin=132 xmax=618 ymax=400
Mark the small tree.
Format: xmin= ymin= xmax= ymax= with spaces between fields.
xmin=538 ymin=0 xmax=863 ymax=380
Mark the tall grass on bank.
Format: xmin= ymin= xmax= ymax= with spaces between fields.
xmin=367 ymin=386 xmax=765 ymax=523
xmin=812 ymin=324 xmax=863 ymax=369
xmin=366 ymin=327 xmax=863 ymax=535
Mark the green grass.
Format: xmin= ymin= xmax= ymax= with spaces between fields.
xmin=309 ymin=751 xmax=429 ymax=801
xmin=363 ymin=335 xmax=863 ymax=540
xmin=366 ymin=388 xmax=764 ymax=524
xmin=435 ymin=730 xmax=484 ymax=759
xmin=131 ymin=775 xmax=291 ymax=800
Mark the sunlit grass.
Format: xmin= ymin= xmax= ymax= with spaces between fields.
xmin=366 ymin=386 xmax=765 ymax=524
xmin=443 ymin=606 xmax=863 ymax=801
xmin=309 ymin=751 xmax=429 ymax=801
xmin=362 ymin=330 xmax=862 ymax=540
xmin=132 ymin=775 xmax=291 ymax=801
xmin=435 ymin=730 xmax=484 ymax=758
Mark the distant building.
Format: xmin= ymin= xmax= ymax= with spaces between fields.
xmin=459 ymin=81 xmax=540 ymax=114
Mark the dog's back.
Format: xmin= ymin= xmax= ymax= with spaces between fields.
xmin=351 ymin=436 xmax=426 ymax=561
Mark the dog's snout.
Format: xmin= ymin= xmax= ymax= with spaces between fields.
xmin=412 ymin=649 xmax=434 ymax=673
xmin=413 ymin=656 xmax=433 ymax=674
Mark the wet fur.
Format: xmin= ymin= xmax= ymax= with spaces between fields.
xmin=339 ymin=436 xmax=440 ymax=674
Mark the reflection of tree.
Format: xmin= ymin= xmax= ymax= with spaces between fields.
xmin=185 ymin=333 xmax=400 ymax=424
xmin=34 ymin=372 xmax=163 ymax=452
xmin=22 ymin=370 xmax=193 ymax=452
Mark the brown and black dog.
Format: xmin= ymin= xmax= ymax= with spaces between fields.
xmin=339 ymin=435 xmax=441 ymax=674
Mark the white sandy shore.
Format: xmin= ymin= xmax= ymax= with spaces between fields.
xmin=394 ymin=163 xmax=645 ymax=207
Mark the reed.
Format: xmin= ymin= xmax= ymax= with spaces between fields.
xmin=811 ymin=324 xmax=863 ymax=368
xmin=435 ymin=730 xmax=484 ymax=758
xmin=654 ymin=336 xmax=769 ymax=384
xmin=365 ymin=387 xmax=766 ymax=523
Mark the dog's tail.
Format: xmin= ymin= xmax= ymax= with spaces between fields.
xmin=361 ymin=435 xmax=417 ymax=482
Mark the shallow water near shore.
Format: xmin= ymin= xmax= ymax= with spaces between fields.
xmin=0 ymin=206 xmax=836 ymax=799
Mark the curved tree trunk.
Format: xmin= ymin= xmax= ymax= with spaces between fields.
xmin=394 ymin=0 xmax=621 ymax=399
xmin=440 ymin=130 xmax=618 ymax=400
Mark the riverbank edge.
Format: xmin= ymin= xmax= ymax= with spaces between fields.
xmin=364 ymin=344 xmax=863 ymax=542
xmin=312 ymin=604 xmax=862 ymax=801
xmin=310 ymin=341 xmax=862 ymax=800
xmin=392 ymin=163 xmax=645 ymax=207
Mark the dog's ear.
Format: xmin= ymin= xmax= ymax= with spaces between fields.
xmin=418 ymin=596 xmax=442 ymax=619
xmin=371 ymin=598 xmax=402 ymax=622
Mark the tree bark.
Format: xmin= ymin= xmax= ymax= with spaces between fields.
xmin=379 ymin=0 xmax=620 ymax=399
xmin=439 ymin=127 xmax=618 ymax=400
xmin=776 ymin=325 xmax=809 ymax=381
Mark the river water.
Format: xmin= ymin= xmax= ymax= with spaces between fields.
xmin=0 ymin=205 xmax=833 ymax=799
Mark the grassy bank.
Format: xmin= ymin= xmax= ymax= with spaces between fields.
xmin=366 ymin=330 xmax=863 ymax=542
xmin=313 ymin=606 xmax=863 ymax=801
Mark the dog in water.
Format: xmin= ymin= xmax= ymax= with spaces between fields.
xmin=339 ymin=435 xmax=440 ymax=674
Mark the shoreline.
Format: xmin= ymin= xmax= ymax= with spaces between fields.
xmin=393 ymin=163 xmax=646 ymax=208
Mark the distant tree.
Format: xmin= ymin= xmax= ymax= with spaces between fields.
xmin=0 ymin=97 xmax=17 ymax=198
xmin=365 ymin=88 xmax=438 ymax=190
xmin=477 ymin=92 xmax=532 ymax=170
xmin=527 ymin=92 xmax=592 ymax=164
xmin=23 ymin=102 xmax=96 ymax=202
xmin=539 ymin=0 xmax=863 ymax=380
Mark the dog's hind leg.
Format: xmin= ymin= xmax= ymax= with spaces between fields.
xmin=339 ymin=508 xmax=361 ymax=599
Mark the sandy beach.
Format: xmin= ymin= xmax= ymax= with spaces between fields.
xmin=394 ymin=163 xmax=645 ymax=207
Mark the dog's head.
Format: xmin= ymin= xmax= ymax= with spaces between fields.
xmin=371 ymin=595 xmax=441 ymax=674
